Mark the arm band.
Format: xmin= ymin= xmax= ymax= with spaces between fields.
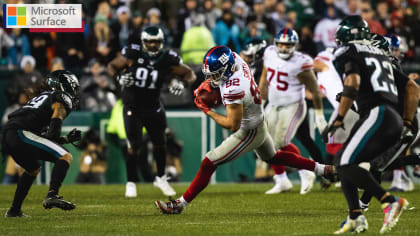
xmin=342 ymin=85 xmax=358 ymax=100
xmin=46 ymin=118 xmax=62 ymax=141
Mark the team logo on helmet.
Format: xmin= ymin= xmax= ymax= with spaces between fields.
xmin=218 ymin=53 xmax=229 ymax=65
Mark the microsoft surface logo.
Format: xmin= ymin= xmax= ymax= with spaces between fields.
xmin=7 ymin=6 xmax=26 ymax=26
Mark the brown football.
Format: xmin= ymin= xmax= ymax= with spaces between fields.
xmin=199 ymin=88 xmax=222 ymax=108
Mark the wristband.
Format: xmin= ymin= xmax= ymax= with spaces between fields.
xmin=335 ymin=115 xmax=344 ymax=122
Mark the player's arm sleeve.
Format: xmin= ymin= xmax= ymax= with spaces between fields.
xmin=46 ymin=93 xmax=70 ymax=142
xmin=223 ymin=87 xmax=245 ymax=105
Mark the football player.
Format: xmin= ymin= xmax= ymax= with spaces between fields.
xmin=355 ymin=33 xmax=420 ymax=210
xmin=107 ymin=26 xmax=196 ymax=197
xmin=154 ymin=46 xmax=335 ymax=214
xmin=328 ymin=16 xmax=413 ymax=234
xmin=239 ymin=39 xmax=267 ymax=84
xmin=314 ymin=48 xmax=359 ymax=161
xmin=259 ymin=28 xmax=328 ymax=195
xmin=1 ymin=70 xmax=81 ymax=217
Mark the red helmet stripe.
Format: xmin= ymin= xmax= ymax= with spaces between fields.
xmin=204 ymin=45 xmax=224 ymax=69
xmin=283 ymin=28 xmax=288 ymax=37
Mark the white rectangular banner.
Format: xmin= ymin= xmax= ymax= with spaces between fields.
xmin=4 ymin=4 xmax=82 ymax=28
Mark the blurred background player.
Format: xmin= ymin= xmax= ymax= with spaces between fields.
xmin=155 ymin=46 xmax=334 ymax=214
xmin=1 ymin=70 xmax=81 ymax=217
xmin=76 ymin=128 xmax=107 ymax=184
xmin=259 ymin=28 xmax=328 ymax=194
xmin=107 ymin=26 xmax=196 ymax=197
xmin=314 ymin=48 xmax=359 ymax=164
xmin=384 ymin=34 xmax=419 ymax=192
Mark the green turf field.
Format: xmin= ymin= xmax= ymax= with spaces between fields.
xmin=0 ymin=183 xmax=419 ymax=235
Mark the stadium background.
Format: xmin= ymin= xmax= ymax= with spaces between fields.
xmin=0 ymin=0 xmax=419 ymax=184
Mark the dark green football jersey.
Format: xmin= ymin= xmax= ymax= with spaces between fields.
xmin=333 ymin=43 xmax=399 ymax=114
xmin=121 ymin=43 xmax=181 ymax=110
xmin=4 ymin=91 xmax=72 ymax=134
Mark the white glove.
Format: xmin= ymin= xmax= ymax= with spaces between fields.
xmin=117 ymin=72 xmax=134 ymax=87
xmin=315 ymin=109 xmax=328 ymax=133
xmin=169 ymin=79 xmax=185 ymax=96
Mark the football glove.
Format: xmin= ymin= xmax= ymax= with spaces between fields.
xmin=315 ymin=109 xmax=328 ymax=133
xmin=401 ymin=121 xmax=415 ymax=144
xmin=117 ymin=72 xmax=134 ymax=87
xmin=322 ymin=121 xmax=345 ymax=143
xmin=169 ymin=79 xmax=185 ymax=96
xmin=194 ymin=97 xmax=211 ymax=114
xmin=194 ymin=79 xmax=212 ymax=97
xmin=62 ymin=128 xmax=82 ymax=143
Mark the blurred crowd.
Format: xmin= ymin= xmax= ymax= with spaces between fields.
xmin=1 ymin=0 xmax=420 ymax=112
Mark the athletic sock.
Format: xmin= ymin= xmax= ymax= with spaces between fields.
xmin=178 ymin=196 xmax=188 ymax=207
xmin=153 ymin=145 xmax=166 ymax=177
xmin=272 ymin=144 xmax=301 ymax=174
xmin=49 ymin=159 xmax=69 ymax=196
xmin=360 ymin=169 xmax=382 ymax=205
xmin=337 ymin=165 xmax=386 ymax=202
xmin=381 ymin=195 xmax=396 ymax=204
xmin=339 ymin=174 xmax=361 ymax=218
xmin=272 ymin=165 xmax=286 ymax=175
xmin=11 ymin=172 xmax=36 ymax=212
xmin=270 ymin=151 xmax=315 ymax=171
xmin=182 ymin=157 xmax=217 ymax=203
xmin=314 ymin=163 xmax=326 ymax=175
xmin=349 ymin=210 xmax=362 ymax=220
xmin=125 ymin=152 xmax=139 ymax=182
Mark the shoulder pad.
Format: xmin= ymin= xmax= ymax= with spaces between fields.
xmin=333 ymin=45 xmax=352 ymax=59
xmin=122 ymin=44 xmax=141 ymax=59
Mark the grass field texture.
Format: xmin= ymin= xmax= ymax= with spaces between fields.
xmin=0 ymin=183 xmax=419 ymax=235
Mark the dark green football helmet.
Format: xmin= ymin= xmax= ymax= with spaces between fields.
xmin=141 ymin=26 xmax=164 ymax=57
xmin=335 ymin=15 xmax=371 ymax=46
xmin=47 ymin=70 xmax=80 ymax=109
xmin=371 ymin=33 xmax=390 ymax=55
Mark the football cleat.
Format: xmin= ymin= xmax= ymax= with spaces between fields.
xmin=43 ymin=195 xmax=75 ymax=211
xmin=380 ymin=197 xmax=409 ymax=234
xmin=155 ymin=199 xmax=184 ymax=214
xmin=299 ymin=170 xmax=316 ymax=195
xmin=389 ymin=170 xmax=414 ymax=192
xmin=153 ymin=175 xmax=176 ymax=196
xmin=334 ymin=215 xmax=368 ymax=234
xmin=265 ymin=175 xmax=293 ymax=194
xmin=125 ymin=181 xmax=137 ymax=198
xmin=4 ymin=209 xmax=29 ymax=218
xmin=413 ymin=165 xmax=420 ymax=178
xmin=359 ymin=200 xmax=369 ymax=212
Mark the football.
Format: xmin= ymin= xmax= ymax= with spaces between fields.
xmin=198 ymin=88 xmax=222 ymax=108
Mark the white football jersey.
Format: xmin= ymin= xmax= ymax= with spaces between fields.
xmin=263 ymin=45 xmax=313 ymax=106
xmin=314 ymin=18 xmax=341 ymax=48
xmin=220 ymin=53 xmax=264 ymax=130
xmin=315 ymin=49 xmax=343 ymax=109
